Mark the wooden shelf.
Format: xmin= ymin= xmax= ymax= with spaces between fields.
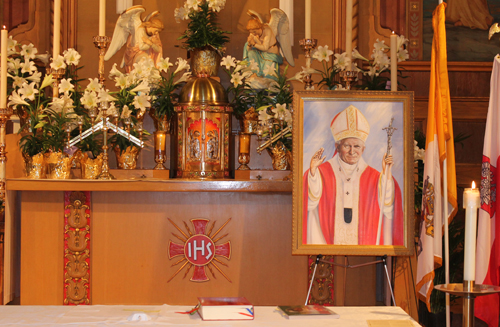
xmin=6 ymin=178 xmax=292 ymax=193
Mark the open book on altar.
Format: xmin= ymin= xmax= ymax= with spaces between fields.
xmin=277 ymin=305 xmax=340 ymax=319
xmin=197 ymin=297 xmax=254 ymax=321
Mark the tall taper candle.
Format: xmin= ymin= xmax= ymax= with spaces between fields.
xmin=463 ymin=182 xmax=480 ymax=281
xmin=390 ymin=32 xmax=397 ymax=91
xmin=305 ymin=0 xmax=311 ymax=39
xmin=1 ymin=27 xmax=8 ymax=109
xmin=99 ymin=0 xmax=106 ymax=36
xmin=53 ymin=0 xmax=61 ymax=58
xmin=346 ymin=0 xmax=353 ymax=65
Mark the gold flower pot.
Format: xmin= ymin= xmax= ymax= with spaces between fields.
xmin=80 ymin=153 xmax=103 ymax=179
xmin=114 ymin=146 xmax=140 ymax=169
xmin=190 ymin=47 xmax=221 ymax=77
xmin=22 ymin=153 xmax=46 ymax=179
xmin=45 ymin=152 xmax=74 ymax=179
xmin=266 ymin=141 xmax=292 ymax=171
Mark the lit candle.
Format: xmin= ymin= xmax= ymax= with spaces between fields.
xmin=239 ymin=134 xmax=250 ymax=154
xmin=390 ymin=31 xmax=397 ymax=91
xmin=99 ymin=0 xmax=106 ymax=36
xmin=463 ymin=181 xmax=480 ymax=281
xmin=53 ymin=0 xmax=61 ymax=58
xmin=346 ymin=0 xmax=353 ymax=65
xmin=1 ymin=26 xmax=7 ymax=108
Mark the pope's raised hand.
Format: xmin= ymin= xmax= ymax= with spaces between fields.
xmin=310 ymin=148 xmax=326 ymax=177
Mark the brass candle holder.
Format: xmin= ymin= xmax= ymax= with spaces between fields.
xmin=299 ymin=38 xmax=317 ymax=90
xmin=237 ymin=133 xmax=251 ymax=170
xmin=339 ymin=70 xmax=359 ymax=90
xmin=435 ymin=281 xmax=500 ymax=327
xmin=93 ymin=36 xmax=111 ymax=85
xmin=47 ymin=68 xmax=66 ymax=98
xmin=0 ymin=107 xmax=13 ymax=200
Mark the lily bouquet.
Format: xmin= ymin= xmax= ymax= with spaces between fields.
xmin=149 ymin=57 xmax=191 ymax=121
xmin=175 ymin=0 xmax=230 ymax=53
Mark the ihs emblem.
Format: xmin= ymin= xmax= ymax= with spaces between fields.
xmin=167 ymin=218 xmax=232 ymax=282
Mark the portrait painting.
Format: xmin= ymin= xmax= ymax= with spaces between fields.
xmin=292 ymin=91 xmax=414 ymax=256
xmin=422 ymin=0 xmax=500 ymax=62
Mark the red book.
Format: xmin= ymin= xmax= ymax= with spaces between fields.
xmin=197 ymin=297 xmax=254 ymax=321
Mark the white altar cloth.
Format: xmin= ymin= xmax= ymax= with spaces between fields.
xmin=0 ymin=305 xmax=421 ymax=326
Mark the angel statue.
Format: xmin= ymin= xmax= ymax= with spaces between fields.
xmin=243 ymin=9 xmax=294 ymax=89
xmin=105 ymin=5 xmax=164 ymax=73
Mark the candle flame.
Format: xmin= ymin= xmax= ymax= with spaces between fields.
xmin=2 ymin=26 xmax=6 ymax=30
xmin=392 ymin=31 xmax=395 ymax=34
xmin=472 ymin=181 xmax=476 ymax=189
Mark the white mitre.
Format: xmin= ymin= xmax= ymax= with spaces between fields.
xmin=330 ymin=105 xmax=370 ymax=142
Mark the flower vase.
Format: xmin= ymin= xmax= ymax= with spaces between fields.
xmin=80 ymin=153 xmax=104 ymax=179
xmin=22 ymin=153 xmax=46 ymax=179
xmin=149 ymin=111 xmax=171 ymax=170
xmin=45 ymin=152 xmax=75 ymax=179
xmin=266 ymin=141 xmax=292 ymax=171
xmin=114 ymin=146 xmax=140 ymax=169
xmin=190 ymin=47 xmax=221 ymax=77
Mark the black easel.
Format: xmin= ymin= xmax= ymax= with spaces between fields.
xmin=305 ymin=254 xmax=395 ymax=306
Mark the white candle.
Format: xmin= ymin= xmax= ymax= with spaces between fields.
xmin=390 ymin=31 xmax=397 ymax=91
xmin=305 ymin=0 xmax=311 ymax=39
xmin=346 ymin=0 xmax=353 ymax=65
xmin=463 ymin=182 xmax=480 ymax=281
xmin=1 ymin=26 xmax=7 ymax=108
xmin=99 ymin=0 xmax=106 ymax=36
xmin=53 ymin=0 xmax=61 ymax=58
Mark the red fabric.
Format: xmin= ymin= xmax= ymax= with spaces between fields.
xmin=302 ymin=162 xmax=404 ymax=245
xmin=475 ymin=154 xmax=500 ymax=327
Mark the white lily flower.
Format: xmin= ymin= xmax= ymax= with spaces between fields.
xmin=63 ymin=48 xmax=81 ymax=66
xmin=40 ymin=74 xmax=55 ymax=89
xmin=263 ymin=64 xmax=277 ymax=78
xmin=59 ymin=78 xmax=74 ymax=95
xmin=257 ymin=106 xmax=272 ymax=122
xmin=130 ymin=80 xmax=150 ymax=94
xmin=7 ymin=36 xmax=18 ymax=55
xmin=248 ymin=59 xmax=259 ymax=71
xmin=8 ymin=90 xmax=30 ymax=108
xmin=21 ymin=60 xmax=37 ymax=74
xmin=109 ymin=63 xmax=123 ymax=79
xmin=50 ymin=55 xmax=67 ymax=70
xmin=397 ymin=35 xmax=409 ymax=50
xmin=221 ymin=55 xmax=236 ymax=70
xmin=19 ymin=82 xmax=39 ymax=101
xmin=98 ymin=88 xmax=118 ymax=103
xmin=12 ymin=76 xmax=27 ymax=89
xmin=352 ymin=48 xmax=369 ymax=61
xmin=7 ymin=58 xmax=21 ymax=72
xmin=230 ymin=72 xmax=244 ymax=87
xmin=21 ymin=44 xmax=37 ymax=59
xmin=312 ymin=45 xmax=334 ymax=62
xmin=397 ymin=48 xmax=409 ymax=62
xmin=185 ymin=0 xmax=199 ymax=11
xmin=80 ymin=91 xmax=98 ymax=109
xmin=35 ymin=53 xmax=51 ymax=65
xmin=174 ymin=6 xmax=188 ymax=23
xmin=373 ymin=39 xmax=389 ymax=52
xmin=174 ymin=71 xmax=191 ymax=85
xmin=86 ymin=78 xmax=101 ymax=92
xmin=115 ymin=74 xmax=128 ymax=90
xmin=334 ymin=52 xmax=351 ymax=71
xmin=157 ymin=57 xmax=173 ymax=72
xmin=174 ymin=58 xmax=190 ymax=75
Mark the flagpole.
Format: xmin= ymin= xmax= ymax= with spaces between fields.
xmin=443 ymin=159 xmax=450 ymax=327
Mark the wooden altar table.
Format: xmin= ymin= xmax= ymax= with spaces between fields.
xmin=0 ymin=305 xmax=421 ymax=326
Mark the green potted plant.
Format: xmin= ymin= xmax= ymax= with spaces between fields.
xmin=175 ymin=0 xmax=230 ymax=76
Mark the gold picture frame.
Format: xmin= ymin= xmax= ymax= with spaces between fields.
xmin=292 ymin=91 xmax=415 ymax=256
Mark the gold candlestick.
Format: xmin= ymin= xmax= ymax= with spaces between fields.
xmin=48 ymin=68 xmax=66 ymax=98
xmin=93 ymin=36 xmax=111 ymax=85
xmin=299 ymin=38 xmax=317 ymax=90
xmin=339 ymin=70 xmax=359 ymax=90
xmin=97 ymin=101 xmax=113 ymax=180
xmin=0 ymin=107 xmax=13 ymax=200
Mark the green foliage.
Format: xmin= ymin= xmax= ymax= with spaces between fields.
xmin=177 ymin=1 xmax=230 ymax=51
xmin=317 ymin=61 xmax=340 ymax=90
xmin=150 ymin=72 xmax=182 ymax=120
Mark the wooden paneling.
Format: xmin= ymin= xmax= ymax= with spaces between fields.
xmin=18 ymin=190 xmax=307 ymax=305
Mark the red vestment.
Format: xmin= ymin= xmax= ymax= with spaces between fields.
xmin=303 ymin=161 xmax=404 ymax=245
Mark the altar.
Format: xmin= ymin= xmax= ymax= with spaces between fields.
xmin=3 ymin=177 xmax=307 ymax=306
xmin=0 ymin=305 xmax=421 ymax=326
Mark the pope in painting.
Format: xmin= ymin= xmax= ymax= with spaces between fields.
xmin=302 ymin=104 xmax=405 ymax=246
